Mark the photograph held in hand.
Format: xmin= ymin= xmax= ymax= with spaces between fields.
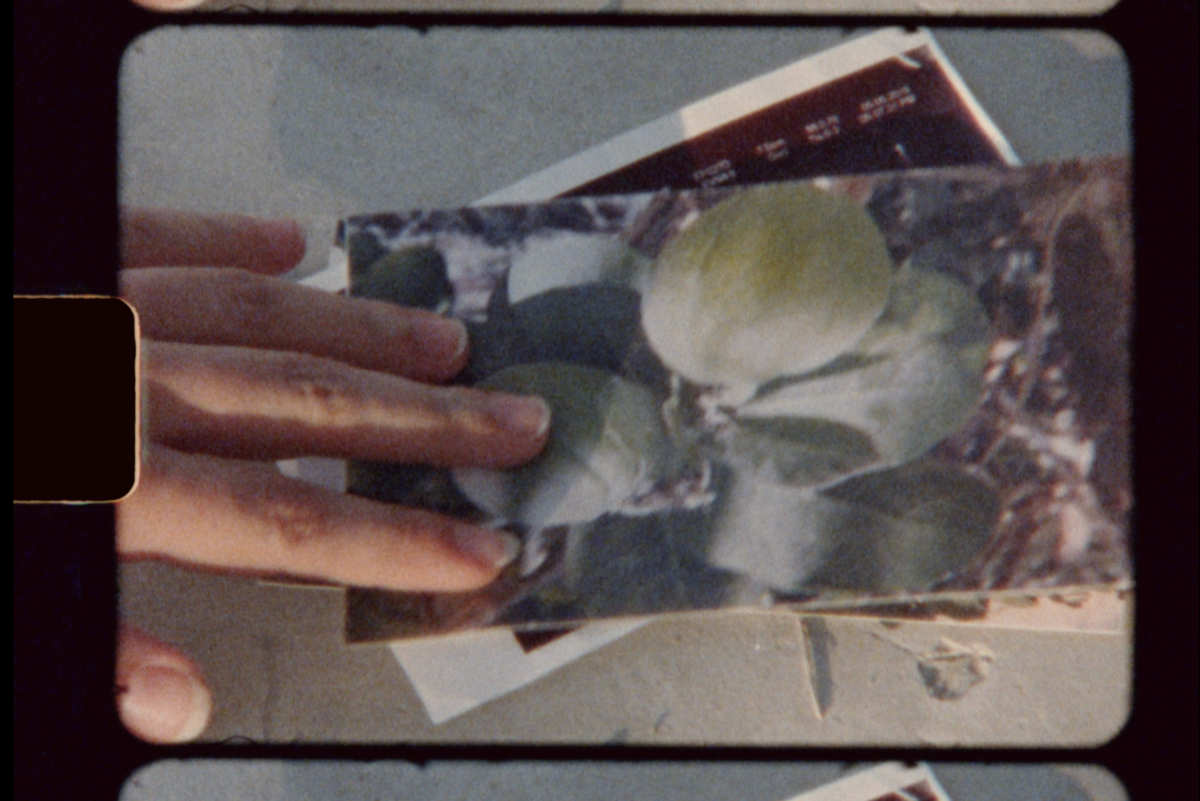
xmin=342 ymin=156 xmax=1131 ymax=641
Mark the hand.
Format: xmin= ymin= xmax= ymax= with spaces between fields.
xmin=116 ymin=209 xmax=550 ymax=742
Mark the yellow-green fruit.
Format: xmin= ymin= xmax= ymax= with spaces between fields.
xmin=642 ymin=183 xmax=894 ymax=385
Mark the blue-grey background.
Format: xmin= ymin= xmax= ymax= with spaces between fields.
xmin=120 ymin=28 xmax=1127 ymax=273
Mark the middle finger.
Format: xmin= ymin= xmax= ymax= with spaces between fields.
xmin=143 ymin=341 xmax=550 ymax=466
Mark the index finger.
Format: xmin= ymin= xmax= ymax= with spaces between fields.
xmin=122 ymin=268 xmax=470 ymax=383
xmin=120 ymin=208 xmax=307 ymax=274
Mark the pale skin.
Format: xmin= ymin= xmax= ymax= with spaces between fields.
xmin=116 ymin=209 xmax=549 ymax=743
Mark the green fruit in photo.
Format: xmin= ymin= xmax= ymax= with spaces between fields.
xmin=453 ymin=363 xmax=668 ymax=529
xmin=642 ymin=182 xmax=893 ymax=385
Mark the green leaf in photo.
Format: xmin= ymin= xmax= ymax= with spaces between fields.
xmin=740 ymin=263 xmax=990 ymax=468
xmin=725 ymin=415 xmax=881 ymax=488
xmin=807 ymin=461 xmax=999 ymax=592
xmin=465 ymin=284 xmax=646 ymax=383
xmin=706 ymin=471 xmax=834 ymax=592
xmin=708 ymin=459 xmax=997 ymax=593
xmin=355 ymin=245 xmax=454 ymax=312
xmin=453 ymin=363 xmax=668 ymax=528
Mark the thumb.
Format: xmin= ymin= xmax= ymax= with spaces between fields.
xmin=116 ymin=625 xmax=213 ymax=743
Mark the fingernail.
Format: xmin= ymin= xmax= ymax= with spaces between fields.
xmin=411 ymin=315 xmax=469 ymax=363
xmin=489 ymin=394 xmax=551 ymax=439
xmin=451 ymin=525 xmax=522 ymax=571
xmin=118 ymin=663 xmax=212 ymax=744
xmin=261 ymin=218 xmax=302 ymax=241
xmin=261 ymin=219 xmax=307 ymax=264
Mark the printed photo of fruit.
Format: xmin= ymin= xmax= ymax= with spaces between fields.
xmin=342 ymin=156 xmax=1131 ymax=641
